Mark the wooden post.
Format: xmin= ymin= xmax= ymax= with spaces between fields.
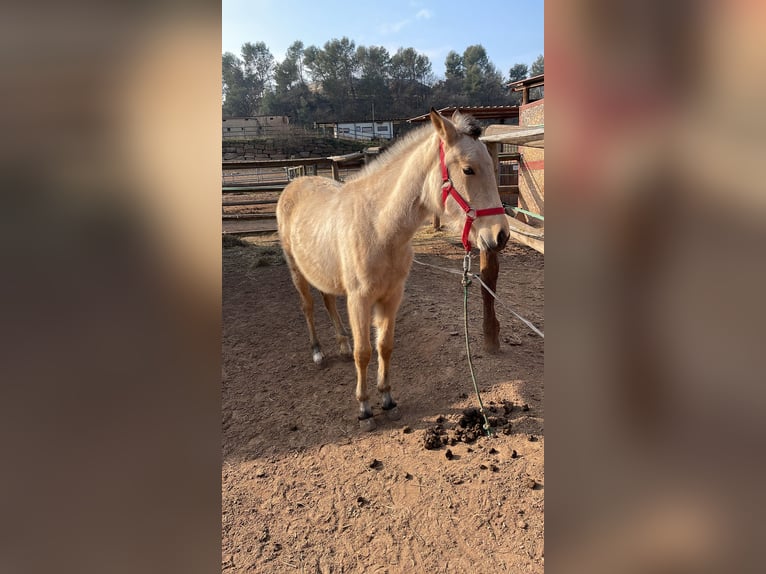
xmin=432 ymin=215 xmax=441 ymax=230
xmin=480 ymin=249 xmax=501 ymax=353
xmin=331 ymin=161 xmax=340 ymax=181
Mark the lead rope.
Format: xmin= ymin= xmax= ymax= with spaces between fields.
xmin=461 ymin=253 xmax=493 ymax=437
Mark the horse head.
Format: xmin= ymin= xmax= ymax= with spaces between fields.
xmin=430 ymin=108 xmax=510 ymax=252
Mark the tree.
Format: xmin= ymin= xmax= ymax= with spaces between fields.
xmin=221 ymin=43 xmax=275 ymax=117
xmin=303 ymin=37 xmax=360 ymax=118
xmin=444 ymin=51 xmax=464 ymax=81
xmin=222 ymin=52 xmax=250 ymax=117
xmin=389 ymin=47 xmax=433 ymax=117
xmin=530 ymin=54 xmax=544 ymax=76
xmin=241 ymin=41 xmax=275 ymax=93
xmin=508 ymin=63 xmax=529 ymax=82
xmin=268 ymin=41 xmax=314 ymax=125
xmin=459 ymin=44 xmax=506 ymax=104
xmin=356 ymin=45 xmax=392 ymax=119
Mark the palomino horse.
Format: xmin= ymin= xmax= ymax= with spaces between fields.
xmin=277 ymin=109 xmax=510 ymax=430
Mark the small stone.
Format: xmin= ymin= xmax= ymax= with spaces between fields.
xmin=488 ymin=447 xmax=499 ymax=455
xmin=528 ymin=434 xmax=537 ymax=442
xmin=369 ymin=459 xmax=383 ymax=470
xmin=404 ymin=472 xmax=413 ymax=480
xmin=254 ymin=467 xmax=267 ymax=478
xmin=402 ymin=426 xmax=413 ymax=434
xmin=511 ymin=450 xmax=518 ymax=459
xmin=517 ymin=520 xmax=529 ymax=529
xmin=445 ymin=449 xmax=454 ymax=460
xmin=490 ymin=464 xmax=500 ymax=472
xmin=526 ymin=478 xmax=537 ymax=489
xmin=356 ymin=496 xmax=368 ymax=507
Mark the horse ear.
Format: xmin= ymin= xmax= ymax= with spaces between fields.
xmin=429 ymin=107 xmax=458 ymax=145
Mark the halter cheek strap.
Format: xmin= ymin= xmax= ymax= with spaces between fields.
xmin=439 ymin=140 xmax=506 ymax=252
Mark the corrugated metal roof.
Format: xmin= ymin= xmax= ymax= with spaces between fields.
xmin=407 ymin=105 xmax=520 ymax=123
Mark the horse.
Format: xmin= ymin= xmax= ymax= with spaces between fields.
xmin=276 ymin=108 xmax=510 ymax=430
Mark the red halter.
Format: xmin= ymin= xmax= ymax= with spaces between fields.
xmin=439 ymin=140 xmax=506 ymax=252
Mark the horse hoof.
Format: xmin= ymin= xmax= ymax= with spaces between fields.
xmin=384 ymin=406 xmax=401 ymax=421
xmin=358 ymin=417 xmax=377 ymax=432
xmin=312 ymin=350 xmax=325 ymax=368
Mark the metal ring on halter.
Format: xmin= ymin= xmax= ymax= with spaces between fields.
xmin=465 ymin=208 xmax=476 ymax=220
xmin=442 ymin=179 xmax=453 ymax=190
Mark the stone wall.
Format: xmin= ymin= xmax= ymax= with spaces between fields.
xmin=222 ymin=135 xmax=365 ymax=161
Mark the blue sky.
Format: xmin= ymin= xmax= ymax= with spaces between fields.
xmin=222 ymin=0 xmax=544 ymax=80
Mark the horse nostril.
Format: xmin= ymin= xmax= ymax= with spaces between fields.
xmin=497 ymin=229 xmax=509 ymax=250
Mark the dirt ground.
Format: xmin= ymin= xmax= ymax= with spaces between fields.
xmin=222 ymin=228 xmax=544 ymax=573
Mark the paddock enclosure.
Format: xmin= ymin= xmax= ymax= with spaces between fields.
xmin=222 ymin=231 xmax=544 ymax=573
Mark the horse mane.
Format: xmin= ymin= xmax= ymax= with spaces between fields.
xmin=452 ymin=112 xmax=483 ymax=138
xmin=348 ymin=112 xmax=482 ymax=182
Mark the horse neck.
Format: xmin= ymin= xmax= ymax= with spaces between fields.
xmin=369 ymin=132 xmax=442 ymax=247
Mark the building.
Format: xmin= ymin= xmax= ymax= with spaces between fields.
xmin=316 ymin=120 xmax=396 ymax=141
xmin=222 ymin=116 xmax=290 ymax=139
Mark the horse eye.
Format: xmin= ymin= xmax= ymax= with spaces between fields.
xmin=462 ymin=167 xmax=475 ymax=175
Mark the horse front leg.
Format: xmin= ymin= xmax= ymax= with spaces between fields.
xmin=374 ymin=289 xmax=404 ymax=420
xmin=347 ymin=294 xmax=375 ymax=430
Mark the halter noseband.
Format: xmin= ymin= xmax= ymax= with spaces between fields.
xmin=439 ymin=140 xmax=506 ymax=252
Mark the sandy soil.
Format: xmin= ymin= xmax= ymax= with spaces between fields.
xmin=222 ymin=228 xmax=544 ymax=573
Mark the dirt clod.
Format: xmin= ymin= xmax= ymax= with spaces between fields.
xmin=525 ymin=478 xmax=537 ymax=489
xmin=445 ymin=449 xmax=454 ymax=460
xmin=356 ymin=496 xmax=368 ymax=507
xmin=402 ymin=426 xmax=413 ymax=434
xmin=488 ymin=447 xmax=499 ymax=455
xmin=369 ymin=459 xmax=383 ymax=470
xmin=511 ymin=450 xmax=518 ymax=459
xmin=423 ymin=426 xmax=445 ymax=450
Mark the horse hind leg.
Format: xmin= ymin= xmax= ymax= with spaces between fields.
xmin=286 ymin=263 xmax=325 ymax=367
xmin=321 ymin=292 xmax=352 ymax=359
